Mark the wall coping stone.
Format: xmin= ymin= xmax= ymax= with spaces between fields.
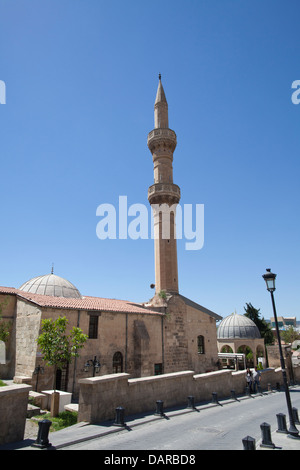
xmin=0 ymin=384 xmax=31 ymax=397
xmin=129 ymin=370 xmax=195 ymax=385
xmin=79 ymin=373 xmax=130 ymax=385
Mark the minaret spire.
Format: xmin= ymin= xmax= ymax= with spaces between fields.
xmin=148 ymin=76 xmax=180 ymax=294
xmin=154 ymin=74 xmax=168 ymax=129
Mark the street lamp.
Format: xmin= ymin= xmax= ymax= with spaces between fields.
xmin=262 ymin=268 xmax=299 ymax=438
xmin=84 ymin=356 xmax=101 ymax=377
xmin=33 ymin=365 xmax=44 ymax=392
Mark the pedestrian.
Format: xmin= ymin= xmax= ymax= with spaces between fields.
xmin=246 ymin=368 xmax=253 ymax=393
xmin=252 ymin=366 xmax=261 ymax=393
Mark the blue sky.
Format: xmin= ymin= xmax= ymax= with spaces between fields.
xmin=0 ymin=0 xmax=299 ymax=321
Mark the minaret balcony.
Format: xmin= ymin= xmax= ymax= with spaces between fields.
xmin=148 ymin=183 xmax=181 ymax=205
xmin=147 ymin=128 xmax=177 ymax=153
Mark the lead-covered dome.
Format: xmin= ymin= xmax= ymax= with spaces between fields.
xmin=19 ymin=274 xmax=81 ymax=299
xmin=217 ymin=313 xmax=261 ymax=339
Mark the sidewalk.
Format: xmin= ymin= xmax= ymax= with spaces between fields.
xmin=1 ymin=388 xmax=300 ymax=451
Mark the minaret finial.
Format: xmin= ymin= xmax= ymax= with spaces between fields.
xmin=159 ymin=73 xmax=161 ymax=80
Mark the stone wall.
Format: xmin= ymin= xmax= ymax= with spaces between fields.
xmin=15 ymin=299 xmax=42 ymax=377
xmin=0 ymin=383 xmax=31 ymax=446
xmin=78 ymin=367 xmax=290 ymax=424
xmin=0 ymin=293 xmax=16 ymax=379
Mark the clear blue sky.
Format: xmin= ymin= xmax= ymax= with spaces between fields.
xmin=0 ymin=0 xmax=299 ymax=321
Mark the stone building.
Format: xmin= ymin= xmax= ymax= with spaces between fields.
xmin=0 ymin=77 xmax=222 ymax=399
xmin=217 ymin=312 xmax=265 ymax=369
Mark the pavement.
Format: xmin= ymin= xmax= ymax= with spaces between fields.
xmin=1 ymin=388 xmax=300 ymax=451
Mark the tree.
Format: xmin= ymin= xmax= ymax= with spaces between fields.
xmin=37 ymin=316 xmax=88 ymax=389
xmin=244 ymin=302 xmax=273 ymax=345
xmin=280 ymin=326 xmax=300 ymax=346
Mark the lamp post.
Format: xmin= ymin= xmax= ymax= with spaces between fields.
xmin=84 ymin=356 xmax=101 ymax=377
xmin=33 ymin=365 xmax=44 ymax=392
xmin=262 ymin=268 xmax=299 ymax=438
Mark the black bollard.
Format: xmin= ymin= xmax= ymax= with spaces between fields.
xmin=276 ymin=382 xmax=281 ymax=391
xmin=114 ymin=406 xmax=125 ymax=427
xmin=155 ymin=400 xmax=164 ymax=416
xmin=276 ymin=413 xmax=288 ymax=434
xmin=242 ymin=435 xmax=256 ymax=450
xmin=292 ymin=407 xmax=300 ymax=425
xmin=187 ymin=395 xmax=195 ymax=409
xmin=212 ymin=392 xmax=218 ymax=404
xmin=260 ymin=422 xmax=275 ymax=449
xmin=31 ymin=419 xmax=52 ymax=448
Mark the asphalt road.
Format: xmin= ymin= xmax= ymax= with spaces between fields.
xmin=63 ymin=388 xmax=300 ymax=451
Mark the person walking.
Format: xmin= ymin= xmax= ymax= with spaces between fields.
xmin=252 ymin=366 xmax=261 ymax=393
xmin=246 ymin=368 xmax=253 ymax=393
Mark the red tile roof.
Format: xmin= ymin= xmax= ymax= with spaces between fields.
xmin=0 ymin=286 xmax=162 ymax=316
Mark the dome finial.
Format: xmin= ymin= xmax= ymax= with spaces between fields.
xmin=51 ymin=263 xmax=54 ymax=275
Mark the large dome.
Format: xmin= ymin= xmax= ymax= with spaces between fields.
xmin=217 ymin=313 xmax=261 ymax=339
xmin=19 ymin=274 xmax=82 ymax=299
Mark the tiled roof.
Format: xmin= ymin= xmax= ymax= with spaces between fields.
xmin=0 ymin=286 xmax=162 ymax=316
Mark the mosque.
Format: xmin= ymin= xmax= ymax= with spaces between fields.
xmin=0 ymin=77 xmax=264 ymax=399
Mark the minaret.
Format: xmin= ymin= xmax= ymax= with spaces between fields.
xmin=148 ymin=75 xmax=180 ymax=294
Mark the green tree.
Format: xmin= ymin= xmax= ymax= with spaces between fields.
xmin=280 ymin=326 xmax=300 ymax=346
xmin=37 ymin=316 xmax=88 ymax=389
xmin=244 ymin=302 xmax=273 ymax=345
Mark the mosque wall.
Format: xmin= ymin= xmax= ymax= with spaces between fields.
xmin=2 ymin=291 xmax=221 ymax=400
xmin=185 ymin=304 xmax=220 ymax=373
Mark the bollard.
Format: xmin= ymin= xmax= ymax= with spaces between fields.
xmin=260 ymin=422 xmax=275 ymax=449
xmin=114 ymin=406 xmax=125 ymax=427
xmin=187 ymin=396 xmax=195 ymax=409
xmin=212 ymin=392 xmax=218 ymax=404
xmin=292 ymin=407 xmax=300 ymax=425
xmin=31 ymin=419 xmax=52 ymax=448
xmin=276 ymin=382 xmax=281 ymax=391
xmin=276 ymin=413 xmax=288 ymax=434
xmin=155 ymin=400 xmax=164 ymax=416
xmin=231 ymin=390 xmax=238 ymax=400
xmin=242 ymin=435 xmax=256 ymax=450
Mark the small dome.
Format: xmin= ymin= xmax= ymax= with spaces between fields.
xmin=19 ymin=274 xmax=81 ymax=299
xmin=217 ymin=313 xmax=261 ymax=339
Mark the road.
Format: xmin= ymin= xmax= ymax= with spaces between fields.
xmin=63 ymin=387 xmax=300 ymax=451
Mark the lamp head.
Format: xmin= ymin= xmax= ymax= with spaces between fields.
xmin=262 ymin=268 xmax=276 ymax=292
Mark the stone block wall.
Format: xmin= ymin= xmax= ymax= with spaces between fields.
xmin=78 ymin=367 xmax=287 ymax=424
xmin=0 ymin=384 xmax=31 ymax=446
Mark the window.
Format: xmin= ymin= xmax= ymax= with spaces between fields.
xmin=88 ymin=315 xmax=98 ymax=339
xmin=197 ymin=335 xmax=205 ymax=354
xmin=154 ymin=363 xmax=163 ymax=375
xmin=113 ymin=352 xmax=123 ymax=373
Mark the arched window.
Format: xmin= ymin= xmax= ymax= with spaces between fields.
xmin=113 ymin=352 xmax=123 ymax=373
xmin=197 ymin=335 xmax=205 ymax=354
